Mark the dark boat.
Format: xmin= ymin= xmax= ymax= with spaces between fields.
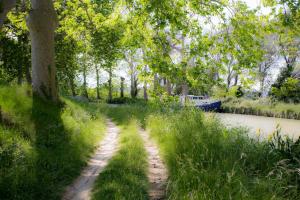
xmin=182 ymin=95 xmax=221 ymax=112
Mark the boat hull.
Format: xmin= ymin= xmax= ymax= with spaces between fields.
xmin=195 ymin=101 xmax=221 ymax=112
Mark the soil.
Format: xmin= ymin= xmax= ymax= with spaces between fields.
xmin=62 ymin=120 xmax=119 ymax=200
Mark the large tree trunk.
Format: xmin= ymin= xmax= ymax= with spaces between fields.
xmin=27 ymin=0 xmax=58 ymax=102
xmin=0 ymin=0 xmax=16 ymax=28
xmin=96 ymin=66 xmax=100 ymax=99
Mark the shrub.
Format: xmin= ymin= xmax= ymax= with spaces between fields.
xmin=271 ymin=78 xmax=300 ymax=103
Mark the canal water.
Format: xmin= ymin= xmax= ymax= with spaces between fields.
xmin=212 ymin=113 xmax=300 ymax=140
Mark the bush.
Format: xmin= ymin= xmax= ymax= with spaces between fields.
xmin=107 ymin=97 xmax=147 ymax=104
xmin=271 ymin=78 xmax=300 ymax=103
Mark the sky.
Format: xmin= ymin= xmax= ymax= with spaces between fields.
xmin=244 ymin=0 xmax=261 ymax=9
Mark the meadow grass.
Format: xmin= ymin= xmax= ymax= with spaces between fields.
xmin=1 ymin=85 xmax=299 ymax=200
xmin=91 ymin=119 xmax=149 ymax=200
xmin=222 ymin=98 xmax=300 ymax=119
xmin=94 ymin=103 xmax=299 ymax=199
xmin=0 ymin=85 xmax=106 ymax=200
xmin=147 ymin=109 xmax=300 ymax=199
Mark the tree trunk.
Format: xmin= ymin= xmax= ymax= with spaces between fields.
xmin=120 ymin=77 xmax=124 ymax=98
xmin=130 ymin=74 xmax=138 ymax=98
xmin=25 ymin=62 xmax=31 ymax=84
xmin=181 ymin=83 xmax=189 ymax=96
xmin=17 ymin=64 xmax=22 ymax=84
xmin=69 ymin=75 xmax=76 ymax=96
xmin=82 ymin=65 xmax=88 ymax=98
xmin=166 ymin=79 xmax=172 ymax=95
xmin=96 ymin=66 xmax=100 ymax=99
xmin=27 ymin=0 xmax=58 ymax=102
xmin=143 ymin=81 xmax=148 ymax=101
xmin=233 ymin=74 xmax=238 ymax=86
xmin=0 ymin=0 xmax=16 ymax=28
xmin=108 ymin=67 xmax=112 ymax=101
xmin=153 ymin=73 xmax=159 ymax=95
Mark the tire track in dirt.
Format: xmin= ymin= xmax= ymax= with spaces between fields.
xmin=140 ymin=129 xmax=168 ymax=200
xmin=62 ymin=119 xmax=119 ymax=200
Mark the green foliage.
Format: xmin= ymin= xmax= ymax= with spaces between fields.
xmin=222 ymin=97 xmax=300 ymax=119
xmin=271 ymin=78 xmax=300 ymax=103
xmin=107 ymin=97 xmax=147 ymax=104
xmin=0 ymin=85 xmax=106 ymax=199
xmin=92 ymin=119 xmax=148 ymax=200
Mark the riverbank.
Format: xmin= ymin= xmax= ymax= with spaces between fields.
xmin=222 ymin=98 xmax=300 ymax=120
xmin=213 ymin=113 xmax=300 ymax=140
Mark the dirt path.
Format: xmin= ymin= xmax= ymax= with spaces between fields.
xmin=140 ymin=129 xmax=168 ymax=200
xmin=62 ymin=120 xmax=119 ymax=200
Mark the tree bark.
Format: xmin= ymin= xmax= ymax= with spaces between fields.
xmin=181 ymin=83 xmax=189 ymax=96
xmin=96 ymin=66 xmax=100 ymax=99
xmin=120 ymin=77 xmax=124 ymax=98
xmin=108 ymin=67 xmax=112 ymax=101
xmin=153 ymin=73 xmax=159 ymax=95
xmin=166 ymin=78 xmax=172 ymax=95
xmin=143 ymin=81 xmax=148 ymax=101
xmin=233 ymin=74 xmax=238 ymax=86
xmin=82 ymin=64 xmax=88 ymax=98
xmin=0 ymin=0 xmax=16 ymax=28
xmin=68 ymin=74 xmax=76 ymax=96
xmin=27 ymin=0 xmax=58 ymax=102
xmin=17 ymin=63 xmax=22 ymax=84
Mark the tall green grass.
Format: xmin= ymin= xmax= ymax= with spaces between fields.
xmin=96 ymin=103 xmax=300 ymax=199
xmin=147 ymin=109 xmax=300 ymax=199
xmin=0 ymin=85 xmax=106 ymax=200
xmin=92 ymin=119 xmax=149 ymax=200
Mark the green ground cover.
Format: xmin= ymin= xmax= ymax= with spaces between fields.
xmin=92 ymin=119 xmax=149 ymax=200
xmin=99 ymin=103 xmax=300 ymax=199
xmin=0 ymin=86 xmax=106 ymax=200
xmin=1 ymin=85 xmax=299 ymax=200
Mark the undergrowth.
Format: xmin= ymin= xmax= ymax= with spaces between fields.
xmin=0 ymin=85 xmax=106 ymax=200
xmin=147 ymin=109 xmax=300 ymax=199
xmin=99 ymin=103 xmax=300 ymax=199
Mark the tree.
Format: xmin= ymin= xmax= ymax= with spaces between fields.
xmin=213 ymin=2 xmax=265 ymax=91
xmin=1 ymin=0 xmax=58 ymax=102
